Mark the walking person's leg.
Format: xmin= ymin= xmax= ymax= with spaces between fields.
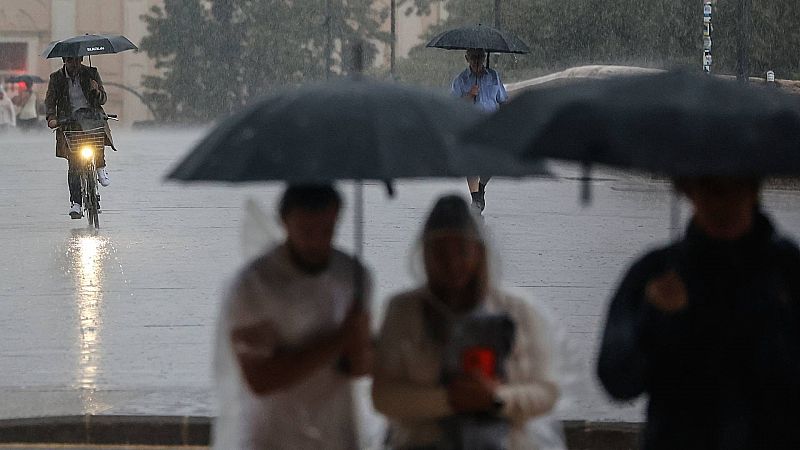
xmin=96 ymin=147 xmax=110 ymax=186
xmin=467 ymin=177 xmax=483 ymax=212
xmin=468 ymin=176 xmax=492 ymax=213
xmin=67 ymin=155 xmax=82 ymax=218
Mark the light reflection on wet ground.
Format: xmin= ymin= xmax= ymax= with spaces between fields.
xmin=65 ymin=229 xmax=110 ymax=410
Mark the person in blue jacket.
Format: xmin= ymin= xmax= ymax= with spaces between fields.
xmin=451 ymin=48 xmax=508 ymax=214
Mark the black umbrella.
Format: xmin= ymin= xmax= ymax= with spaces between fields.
xmin=465 ymin=71 xmax=800 ymax=178
xmin=168 ymin=79 xmax=543 ymax=182
xmin=41 ymin=34 xmax=138 ymax=59
xmin=168 ymin=78 xmax=547 ymax=304
xmin=5 ymin=75 xmax=45 ymax=85
xmin=426 ymin=24 xmax=530 ymax=55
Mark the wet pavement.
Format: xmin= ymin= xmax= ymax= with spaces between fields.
xmin=2 ymin=128 xmax=800 ymax=424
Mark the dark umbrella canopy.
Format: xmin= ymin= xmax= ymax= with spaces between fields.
xmin=168 ymin=78 xmax=546 ymax=183
xmin=4 ymin=75 xmax=45 ymax=85
xmin=465 ymin=71 xmax=800 ymax=177
xmin=426 ymin=24 xmax=530 ymax=54
xmin=41 ymin=34 xmax=138 ymax=59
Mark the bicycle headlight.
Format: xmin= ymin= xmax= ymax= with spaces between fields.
xmin=80 ymin=146 xmax=94 ymax=160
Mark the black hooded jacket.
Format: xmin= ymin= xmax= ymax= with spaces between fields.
xmin=598 ymin=211 xmax=800 ymax=450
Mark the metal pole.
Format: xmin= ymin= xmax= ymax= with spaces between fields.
xmin=736 ymin=0 xmax=752 ymax=82
xmin=493 ymin=0 xmax=501 ymax=68
xmin=390 ymin=0 xmax=396 ymax=79
xmin=325 ymin=0 xmax=333 ymax=80
xmin=703 ymin=2 xmax=713 ymax=73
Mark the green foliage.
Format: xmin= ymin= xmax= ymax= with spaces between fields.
xmin=140 ymin=0 xmax=387 ymax=122
xmin=398 ymin=0 xmax=800 ymax=86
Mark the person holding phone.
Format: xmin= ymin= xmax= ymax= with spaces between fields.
xmin=372 ymin=195 xmax=558 ymax=450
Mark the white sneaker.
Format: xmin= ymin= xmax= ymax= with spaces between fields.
xmin=97 ymin=167 xmax=110 ymax=187
xmin=69 ymin=203 xmax=83 ymax=219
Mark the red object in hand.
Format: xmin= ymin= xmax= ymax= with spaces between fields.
xmin=462 ymin=346 xmax=496 ymax=379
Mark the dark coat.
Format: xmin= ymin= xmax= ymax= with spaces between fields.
xmin=45 ymin=64 xmax=114 ymax=159
xmin=597 ymin=211 xmax=800 ymax=450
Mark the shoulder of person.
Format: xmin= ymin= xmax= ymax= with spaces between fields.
xmin=387 ymin=287 xmax=427 ymax=308
xmin=768 ymin=233 xmax=800 ymax=274
xmin=49 ymin=69 xmax=64 ymax=81
xmin=234 ymin=245 xmax=284 ymax=281
xmin=610 ymin=244 xmax=676 ymax=298
xmin=454 ymin=68 xmax=471 ymax=81
xmin=382 ymin=288 xmax=428 ymax=322
xmin=329 ymin=248 xmax=373 ymax=275
xmin=487 ymin=289 xmax=542 ymax=320
xmin=486 ymin=68 xmax=503 ymax=81
xmin=79 ymin=65 xmax=99 ymax=77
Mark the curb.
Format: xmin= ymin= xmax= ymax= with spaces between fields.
xmin=0 ymin=416 xmax=209 ymax=446
xmin=563 ymin=420 xmax=641 ymax=450
xmin=0 ymin=416 xmax=640 ymax=449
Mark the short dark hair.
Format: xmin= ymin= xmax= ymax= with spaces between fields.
xmin=466 ymin=48 xmax=486 ymax=60
xmin=279 ymin=184 xmax=342 ymax=218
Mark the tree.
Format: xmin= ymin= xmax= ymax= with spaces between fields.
xmin=139 ymin=0 xmax=387 ymax=122
xmin=398 ymin=0 xmax=800 ymax=86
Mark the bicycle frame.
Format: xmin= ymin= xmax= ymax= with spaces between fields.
xmin=63 ymin=126 xmax=104 ymax=228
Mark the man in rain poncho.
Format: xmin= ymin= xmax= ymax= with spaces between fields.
xmin=213 ymin=185 xmax=375 ymax=450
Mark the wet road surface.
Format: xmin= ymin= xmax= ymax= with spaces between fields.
xmin=2 ymin=129 xmax=800 ymax=423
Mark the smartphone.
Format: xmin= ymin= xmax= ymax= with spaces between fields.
xmin=462 ymin=346 xmax=496 ymax=379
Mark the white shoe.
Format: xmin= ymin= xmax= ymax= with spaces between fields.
xmin=97 ymin=167 xmax=110 ymax=187
xmin=69 ymin=203 xmax=83 ymax=219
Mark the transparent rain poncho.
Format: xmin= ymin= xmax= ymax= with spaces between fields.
xmin=374 ymin=194 xmax=582 ymax=450
xmin=212 ymin=198 xmax=386 ymax=450
xmin=215 ymin=196 xmax=581 ymax=449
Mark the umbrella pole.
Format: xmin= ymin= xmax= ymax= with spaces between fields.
xmin=580 ymin=161 xmax=592 ymax=205
xmin=353 ymin=181 xmax=364 ymax=309
xmin=670 ymin=186 xmax=681 ymax=240
xmin=88 ymin=55 xmax=92 ymax=67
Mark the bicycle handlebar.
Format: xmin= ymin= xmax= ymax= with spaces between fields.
xmin=56 ymin=112 xmax=118 ymax=127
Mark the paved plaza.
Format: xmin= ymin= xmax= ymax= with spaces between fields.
xmin=2 ymin=128 xmax=800 ymax=425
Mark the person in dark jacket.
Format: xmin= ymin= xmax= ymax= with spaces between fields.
xmin=597 ymin=177 xmax=800 ymax=450
xmin=45 ymin=56 xmax=115 ymax=218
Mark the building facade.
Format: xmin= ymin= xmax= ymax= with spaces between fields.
xmin=0 ymin=0 xmax=160 ymax=125
xmin=374 ymin=0 xmax=447 ymax=69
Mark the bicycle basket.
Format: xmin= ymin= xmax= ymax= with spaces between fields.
xmin=63 ymin=127 xmax=105 ymax=155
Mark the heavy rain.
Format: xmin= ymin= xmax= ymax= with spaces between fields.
xmin=2 ymin=0 xmax=800 ymax=449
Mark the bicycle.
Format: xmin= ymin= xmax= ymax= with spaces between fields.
xmin=59 ymin=110 xmax=118 ymax=229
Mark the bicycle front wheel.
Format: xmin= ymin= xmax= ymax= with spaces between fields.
xmin=85 ymin=172 xmax=100 ymax=229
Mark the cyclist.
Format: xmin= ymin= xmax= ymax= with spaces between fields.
xmin=45 ymin=56 xmax=115 ymax=219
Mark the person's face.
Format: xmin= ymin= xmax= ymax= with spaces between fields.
xmin=63 ymin=57 xmax=83 ymax=74
xmin=424 ymin=232 xmax=484 ymax=309
xmin=283 ymin=204 xmax=339 ymax=272
xmin=681 ymin=177 xmax=760 ymax=240
xmin=466 ymin=52 xmax=485 ymax=74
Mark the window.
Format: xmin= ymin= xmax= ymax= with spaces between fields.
xmin=0 ymin=42 xmax=28 ymax=71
